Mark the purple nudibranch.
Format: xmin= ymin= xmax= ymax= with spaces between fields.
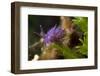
xmin=43 ymin=26 xmax=65 ymax=45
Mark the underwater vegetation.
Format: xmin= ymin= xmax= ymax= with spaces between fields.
xmin=28 ymin=16 xmax=88 ymax=60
